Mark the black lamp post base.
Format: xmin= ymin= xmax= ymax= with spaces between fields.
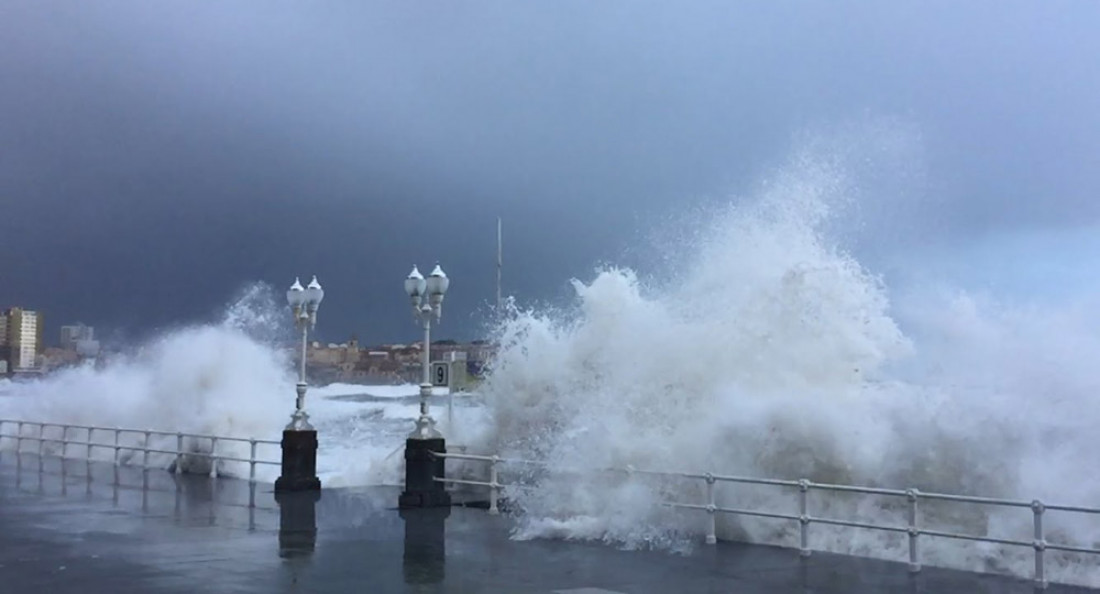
xmin=399 ymin=437 xmax=451 ymax=508
xmin=275 ymin=429 xmax=321 ymax=493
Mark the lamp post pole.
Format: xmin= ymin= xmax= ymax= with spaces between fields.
xmin=413 ymin=303 xmax=438 ymax=438
xmin=275 ymin=276 xmax=324 ymax=493
xmin=399 ymin=264 xmax=452 ymax=509
xmin=295 ymin=304 xmax=309 ymax=420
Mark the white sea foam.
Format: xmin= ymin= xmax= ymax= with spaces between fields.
xmin=466 ymin=139 xmax=1100 ymax=585
xmin=0 ymin=285 xmax=427 ymax=485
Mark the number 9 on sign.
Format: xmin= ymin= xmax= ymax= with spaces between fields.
xmin=430 ymin=362 xmax=450 ymax=387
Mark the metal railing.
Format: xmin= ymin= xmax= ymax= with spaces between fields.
xmin=0 ymin=419 xmax=281 ymax=482
xmin=430 ymin=450 xmax=1100 ymax=589
xmin=6 ymin=416 xmax=1096 ymax=588
xmin=8 ymin=453 xmax=279 ymax=516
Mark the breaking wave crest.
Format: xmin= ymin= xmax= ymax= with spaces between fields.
xmin=468 ymin=141 xmax=1100 ymax=585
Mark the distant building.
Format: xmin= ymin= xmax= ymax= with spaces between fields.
xmin=441 ymin=350 xmax=467 ymax=362
xmin=306 ymin=336 xmax=361 ymax=368
xmin=2 ymin=308 xmax=43 ymax=371
xmin=42 ymin=347 xmax=80 ymax=371
xmin=0 ymin=315 xmax=7 ymax=370
xmin=74 ymin=339 xmax=101 ymax=358
xmin=60 ymin=323 xmax=94 ymax=350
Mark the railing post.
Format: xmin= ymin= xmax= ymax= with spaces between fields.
xmin=60 ymin=425 xmax=68 ymax=459
xmin=142 ymin=430 xmax=151 ymax=469
xmin=209 ymin=437 xmax=218 ymax=479
xmin=174 ymin=433 xmax=184 ymax=474
xmin=1032 ymin=500 xmax=1047 ymax=590
xmin=704 ymin=473 xmax=717 ymax=545
xmin=489 ymin=455 xmax=500 ymax=515
xmin=37 ymin=423 xmax=44 ymax=456
xmin=113 ymin=429 xmax=121 ymax=466
xmin=249 ymin=439 xmax=257 ymax=483
xmin=86 ymin=427 xmax=94 ymax=460
xmin=798 ymin=479 xmax=811 ymax=558
xmin=61 ymin=448 xmax=68 ymax=493
xmin=141 ymin=472 xmax=149 ymax=513
xmin=907 ymin=489 xmax=921 ymax=573
xmin=16 ymin=421 xmax=23 ymax=452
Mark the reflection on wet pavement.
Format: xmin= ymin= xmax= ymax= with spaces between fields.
xmin=0 ymin=451 xmax=1094 ymax=594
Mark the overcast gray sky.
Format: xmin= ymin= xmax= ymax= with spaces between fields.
xmin=1 ymin=1 xmax=1098 ymax=345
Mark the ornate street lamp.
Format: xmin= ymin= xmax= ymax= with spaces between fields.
xmin=400 ymin=263 xmax=452 ymax=509
xmin=405 ymin=264 xmax=449 ymax=439
xmin=276 ymin=275 xmax=324 ymax=493
xmin=286 ymin=276 xmax=324 ymax=430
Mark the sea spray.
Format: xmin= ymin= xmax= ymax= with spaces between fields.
xmin=469 ymin=147 xmax=1100 ymax=585
xmin=0 ymin=283 xmax=438 ymax=486
xmin=0 ymin=286 xmax=296 ymax=476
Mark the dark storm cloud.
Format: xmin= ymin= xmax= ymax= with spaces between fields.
xmin=1 ymin=0 xmax=1098 ymax=344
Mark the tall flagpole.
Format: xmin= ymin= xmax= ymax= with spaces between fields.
xmin=496 ymin=217 xmax=503 ymax=314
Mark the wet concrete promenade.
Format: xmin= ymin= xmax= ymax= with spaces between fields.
xmin=0 ymin=453 xmax=1094 ymax=593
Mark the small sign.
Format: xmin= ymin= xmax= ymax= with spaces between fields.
xmin=430 ymin=361 xmax=450 ymax=387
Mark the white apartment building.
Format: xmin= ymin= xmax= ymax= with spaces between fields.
xmin=61 ymin=323 xmax=94 ymax=350
xmin=3 ymin=308 xmax=42 ymax=370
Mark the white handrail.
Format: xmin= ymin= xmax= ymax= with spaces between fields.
xmin=0 ymin=419 xmax=280 ymax=483
xmin=429 ymin=450 xmax=1100 ymax=590
xmin=5 ymin=418 xmax=1095 ymax=588
xmin=0 ymin=418 xmax=280 ymax=445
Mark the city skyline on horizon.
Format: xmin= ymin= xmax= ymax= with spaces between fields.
xmin=0 ymin=293 xmax=494 ymax=352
